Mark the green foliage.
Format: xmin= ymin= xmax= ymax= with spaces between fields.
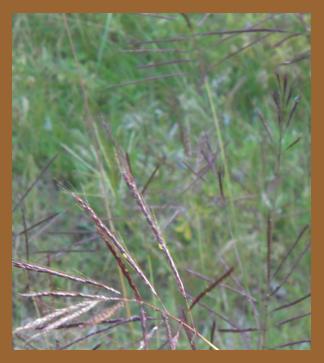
xmin=12 ymin=13 xmax=311 ymax=350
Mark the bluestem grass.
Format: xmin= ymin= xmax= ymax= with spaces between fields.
xmin=83 ymin=302 xmax=124 ymax=327
xmin=28 ymin=300 xmax=101 ymax=341
xmin=13 ymin=260 xmax=120 ymax=294
xmin=71 ymin=192 xmax=157 ymax=297
xmin=14 ymin=300 xmax=100 ymax=335
xmin=115 ymin=147 xmax=187 ymax=300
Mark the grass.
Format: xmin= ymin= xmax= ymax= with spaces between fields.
xmin=12 ymin=13 xmax=311 ymax=350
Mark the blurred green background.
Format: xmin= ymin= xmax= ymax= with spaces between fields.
xmin=12 ymin=13 xmax=311 ymax=350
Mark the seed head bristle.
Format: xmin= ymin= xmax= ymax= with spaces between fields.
xmin=83 ymin=302 xmax=124 ymax=326
xmin=70 ymin=192 xmax=158 ymax=297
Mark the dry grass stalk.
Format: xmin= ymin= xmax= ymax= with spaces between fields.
xmin=53 ymin=316 xmax=144 ymax=331
xmin=28 ymin=300 xmax=101 ymax=341
xmin=13 ymin=154 xmax=58 ymax=212
xmin=257 ymin=110 xmax=274 ymax=143
xmin=71 ymin=192 xmax=157 ymax=296
xmin=138 ymin=326 xmax=158 ymax=350
xmin=170 ymin=330 xmax=180 ymax=350
xmin=211 ymin=33 xmax=271 ymax=69
xmin=115 ymin=148 xmax=187 ymax=299
xmin=286 ymin=136 xmax=301 ymax=151
xmin=13 ymin=260 xmax=120 ymax=294
xmin=19 ymin=289 xmax=219 ymax=349
xmin=189 ymin=267 xmax=234 ymax=310
xmin=180 ymin=308 xmax=196 ymax=349
xmin=14 ymin=300 xmax=97 ymax=334
xmin=58 ymin=315 xmax=151 ymax=350
xmin=161 ymin=311 xmax=175 ymax=350
xmin=209 ymin=320 xmax=216 ymax=350
xmin=271 ymin=292 xmax=311 ymax=313
xmin=269 ymin=339 xmax=311 ymax=350
xmin=275 ymin=312 xmax=311 ymax=327
xmin=266 ymin=214 xmax=272 ymax=291
xmin=20 ymin=290 xmax=119 ymax=301
xmin=141 ymin=163 xmax=162 ymax=196
xmin=17 ymin=212 xmax=61 ymax=236
xmin=272 ymin=224 xmax=309 ymax=279
xmin=83 ymin=302 xmax=124 ymax=326
xmin=130 ymin=28 xmax=289 ymax=46
xmin=71 ymin=192 xmax=151 ymax=348
xmin=270 ymin=241 xmax=310 ymax=297
xmin=218 ymin=328 xmax=259 ymax=333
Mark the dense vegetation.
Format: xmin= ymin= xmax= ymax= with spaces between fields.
xmin=12 ymin=13 xmax=311 ymax=350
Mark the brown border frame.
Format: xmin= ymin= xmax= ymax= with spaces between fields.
xmin=1 ymin=0 xmax=322 ymax=360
